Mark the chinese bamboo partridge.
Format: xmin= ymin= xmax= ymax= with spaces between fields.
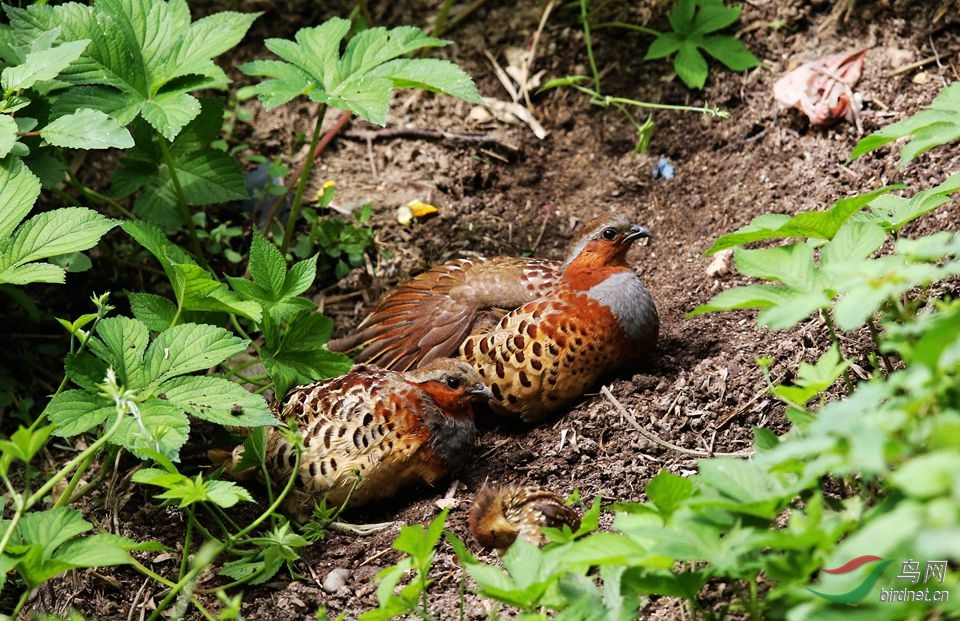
xmin=331 ymin=216 xmax=659 ymax=422
xmin=229 ymin=359 xmax=490 ymax=521
xmin=468 ymin=483 xmax=581 ymax=553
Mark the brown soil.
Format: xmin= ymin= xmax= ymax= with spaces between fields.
xmin=16 ymin=0 xmax=960 ymax=619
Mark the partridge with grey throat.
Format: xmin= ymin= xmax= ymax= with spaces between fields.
xmin=331 ymin=216 xmax=659 ymax=422
xmin=229 ymin=358 xmax=490 ymax=521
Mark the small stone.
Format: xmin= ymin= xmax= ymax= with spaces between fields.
xmin=322 ymin=567 xmax=350 ymax=594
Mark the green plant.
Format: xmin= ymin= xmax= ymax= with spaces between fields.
xmin=360 ymin=509 xmax=450 ymax=621
xmin=542 ymin=0 xmax=735 ymax=152
xmin=644 ymin=0 xmax=759 ymax=89
xmin=2 ymin=0 xmax=258 ymax=263
xmin=240 ymin=17 xmax=483 ymax=253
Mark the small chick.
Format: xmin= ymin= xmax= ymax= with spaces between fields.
xmin=468 ymin=483 xmax=581 ymax=553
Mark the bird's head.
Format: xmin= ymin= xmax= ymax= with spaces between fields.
xmin=468 ymin=484 xmax=520 ymax=553
xmin=408 ymin=358 xmax=491 ymax=416
xmin=561 ymin=217 xmax=651 ymax=275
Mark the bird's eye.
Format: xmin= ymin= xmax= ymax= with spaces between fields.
xmin=445 ymin=376 xmax=463 ymax=389
xmin=601 ymin=227 xmax=618 ymax=240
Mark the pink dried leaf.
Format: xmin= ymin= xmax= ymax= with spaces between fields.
xmin=773 ymin=48 xmax=867 ymax=127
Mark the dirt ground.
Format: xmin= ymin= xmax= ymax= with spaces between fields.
xmin=19 ymin=0 xmax=960 ymax=619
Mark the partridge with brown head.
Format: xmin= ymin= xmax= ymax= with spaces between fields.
xmin=229 ymin=358 xmax=490 ymax=521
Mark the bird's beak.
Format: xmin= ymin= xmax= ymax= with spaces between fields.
xmin=626 ymin=224 xmax=652 ymax=240
xmin=470 ymin=382 xmax=494 ymax=400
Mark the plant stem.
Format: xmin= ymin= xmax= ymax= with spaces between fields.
xmin=867 ymin=317 xmax=894 ymax=375
xmin=156 ymin=135 xmax=208 ymax=269
xmin=579 ymin=0 xmax=601 ymax=92
xmin=11 ymin=588 xmax=30 ymax=620
xmin=822 ymin=313 xmax=855 ymax=394
xmin=52 ymin=450 xmax=97 ymax=509
xmin=281 ymin=104 xmax=328 ymax=254
xmin=431 ymin=0 xmax=454 ymax=38
xmin=571 ymin=84 xmax=729 ymax=116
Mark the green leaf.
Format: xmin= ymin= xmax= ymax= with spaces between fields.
xmin=88 ymin=316 xmax=150 ymax=390
xmin=645 ymin=470 xmax=694 ymax=519
xmin=867 ymin=171 xmax=960 ymax=231
xmin=0 ymin=158 xmax=41 ymax=244
xmin=0 ymin=36 xmax=90 ymax=91
xmin=262 ymin=312 xmax=353 ymax=397
xmin=733 ymin=244 xmax=817 ymax=291
xmin=771 ymin=345 xmax=849 ymax=405
xmin=282 ymin=255 xmax=318 ymax=298
xmin=674 ymin=42 xmax=708 ymax=89
xmin=4 ymin=0 xmax=258 ymax=140
xmin=39 ymin=108 xmax=135 ymax=149
xmin=113 ymin=398 xmax=190 ymax=460
xmin=250 ymin=229 xmax=287 ymax=300
xmin=691 ymin=4 xmax=741 ymax=34
xmin=0 ymin=115 xmax=19 ymax=159
xmin=170 ymin=263 xmax=262 ymax=321
xmin=850 ymin=83 xmax=960 ymax=165
xmin=890 ymin=452 xmax=960 ymax=499
xmin=645 ymin=32 xmax=684 ymax=60
xmin=128 ymin=292 xmax=178 ymax=331
xmin=820 ymin=221 xmax=887 ymax=268
xmin=241 ymin=18 xmax=480 ymax=124
xmin=0 ymin=424 xmax=54 ymax=469
xmin=1 ymin=207 xmax=115 ymax=275
xmin=158 ymin=375 xmax=276 ymax=427
xmin=47 ymin=390 xmax=116 ymax=437
xmin=143 ymin=322 xmax=248 ymax=385
xmin=133 ymin=468 xmax=253 ymax=508
xmin=2 ymin=507 xmax=138 ymax=587
xmin=699 ymin=36 xmax=758 ymax=71
xmin=668 ymin=0 xmax=696 ymax=34
xmin=140 ymin=91 xmax=202 ymax=142
xmin=705 ymin=186 xmax=899 ymax=254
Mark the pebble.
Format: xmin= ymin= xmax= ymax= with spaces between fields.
xmin=322 ymin=567 xmax=351 ymax=593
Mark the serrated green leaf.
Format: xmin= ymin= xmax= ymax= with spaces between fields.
xmin=0 ymin=157 xmax=41 ymax=241
xmin=850 ymin=83 xmax=960 ymax=165
xmin=121 ymin=219 xmax=196 ymax=270
xmin=133 ymin=468 xmax=253 ymax=508
xmin=282 ymin=255 xmax=317 ymax=298
xmin=0 ymin=263 xmax=65 ymax=285
xmin=89 ymin=316 xmax=149 ymax=389
xmin=674 ymin=42 xmax=707 ymax=89
xmin=705 ymin=186 xmax=898 ymax=254
xmin=143 ymin=322 xmax=248 ymax=385
xmin=2 ymin=207 xmax=115 ymax=268
xmin=65 ymin=351 xmax=108 ymax=393
xmin=242 ymin=18 xmax=479 ymax=122
xmin=128 ymin=292 xmax=177 ymax=331
xmin=113 ymin=398 xmax=189 ymax=460
xmin=645 ymin=470 xmax=694 ymax=519
xmin=0 ymin=37 xmax=90 ymax=91
xmin=47 ymin=390 xmax=116 ymax=437
xmin=141 ymin=91 xmax=201 ymax=142
xmin=867 ymin=171 xmax=960 ymax=231
xmin=50 ymin=85 xmax=144 ymax=127
xmin=734 ymin=244 xmax=817 ymax=290
xmin=171 ymin=10 xmax=260 ymax=83
xmin=170 ymin=263 xmax=262 ymax=321
xmin=688 ymin=283 xmax=788 ymax=316
xmin=250 ymin=229 xmax=287 ymax=300
xmin=699 ymin=36 xmax=758 ymax=71
xmin=0 ymin=115 xmax=18 ymax=159
xmin=158 ymin=375 xmax=275 ymax=427
xmin=262 ymin=312 xmax=352 ymax=397
xmin=39 ymin=108 xmax=134 ymax=149
xmin=820 ymin=221 xmax=886 ymax=268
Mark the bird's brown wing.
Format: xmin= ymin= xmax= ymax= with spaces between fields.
xmin=329 ymin=257 xmax=560 ymax=371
